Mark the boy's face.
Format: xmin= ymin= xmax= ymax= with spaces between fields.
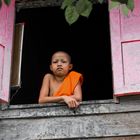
xmin=50 ymin=52 xmax=73 ymax=76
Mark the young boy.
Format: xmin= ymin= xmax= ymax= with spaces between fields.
xmin=38 ymin=51 xmax=83 ymax=108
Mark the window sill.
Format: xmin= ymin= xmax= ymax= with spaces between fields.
xmin=0 ymin=99 xmax=140 ymax=119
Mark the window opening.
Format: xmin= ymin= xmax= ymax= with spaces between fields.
xmin=10 ymin=3 xmax=113 ymax=105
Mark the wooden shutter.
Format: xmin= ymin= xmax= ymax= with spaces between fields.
xmin=109 ymin=0 xmax=140 ymax=96
xmin=0 ymin=0 xmax=15 ymax=103
xmin=11 ymin=23 xmax=24 ymax=89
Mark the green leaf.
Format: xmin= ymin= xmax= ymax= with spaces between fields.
xmin=76 ymin=0 xmax=92 ymax=17
xmin=98 ymin=0 xmax=104 ymax=4
xmin=61 ymin=0 xmax=74 ymax=10
xmin=4 ymin=0 xmax=11 ymax=6
xmin=121 ymin=4 xmax=129 ymax=16
xmin=80 ymin=0 xmax=92 ymax=17
xmin=65 ymin=6 xmax=80 ymax=25
xmin=127 ymin=0 xmax=134 ymax=11
xmin=76 ymin=0 xmax=87 ymax=14
xmin=109 ymin=1 xmax=120 ymax=10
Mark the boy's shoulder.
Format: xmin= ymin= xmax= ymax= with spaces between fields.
xmin=44 ymin=73 xmax=53 ymax=80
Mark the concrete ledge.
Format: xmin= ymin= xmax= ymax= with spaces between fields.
xmin=0 ymin=100 xmax=140 ymax=140
xmin=0 ymin=100 xmax=140 ymax=119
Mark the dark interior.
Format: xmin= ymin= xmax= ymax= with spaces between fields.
xmin=10 ymin=3 xmax=113 ymax=105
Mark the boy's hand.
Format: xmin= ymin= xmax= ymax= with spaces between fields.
xmin=63 ymin=96 xmax=80 ymax=109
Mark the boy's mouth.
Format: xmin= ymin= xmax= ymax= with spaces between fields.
xmin=57 ymin=68 xmax=63 ymax=71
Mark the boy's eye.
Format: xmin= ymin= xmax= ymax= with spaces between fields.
xmin=62 ymin=61 xmax=67 ymax=63
xmin=52 ymin=60 xmax=68 ymax=64
xmin=52 ymin=61 xmax=57 ymax=63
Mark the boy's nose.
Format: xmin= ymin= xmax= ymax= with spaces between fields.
xmin=57 ymin=61 xmax=62 ymax=65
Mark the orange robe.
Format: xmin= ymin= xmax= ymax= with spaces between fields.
xmin=53 ymin=71 xmax=83 ymax=96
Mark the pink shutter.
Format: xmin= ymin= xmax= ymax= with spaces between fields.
xmin=0 ymin=0 xmax=15 ymax=103
xmin=109 ymin=0 xmax=140 ymax=96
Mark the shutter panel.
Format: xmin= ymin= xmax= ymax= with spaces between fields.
xmin=0 ymin=0 xmax=15 ymax=103
xmin=109 ymin=0 xmax=140 ymax=96
xmin=11 ymin=23 xmax=24 ymax=89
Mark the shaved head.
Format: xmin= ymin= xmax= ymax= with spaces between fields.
xmin=51 ymin=51 xmax=71 ymax=63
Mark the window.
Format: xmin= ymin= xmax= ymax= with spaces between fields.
xmin=10 ymin=3 xmax=113 ymax=104
xmin=2 ymin=1 xmax=140 ymax=105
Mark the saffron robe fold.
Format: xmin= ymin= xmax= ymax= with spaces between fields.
xmin=53 ymin=71 xmax=83 ymax=96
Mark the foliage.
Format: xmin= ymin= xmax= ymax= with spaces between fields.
xmin=0 ymin=0 xmax=135 ymax=25
xmin=0 ymin=0 xmax=11 ymax=9
xmin=61 ymin=0 xmax=134 ymax=25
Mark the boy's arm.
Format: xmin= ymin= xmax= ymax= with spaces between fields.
xmin=38 ymin=74 xmax=75 ymax=105
xmin=71 ymin=81 xmax=82 ymax=102
xmin=38 ymin=74 xmax=50 ymax=103
xmin=38 ymin=74 xmax=81 ymax=108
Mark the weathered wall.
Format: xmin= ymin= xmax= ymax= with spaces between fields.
xmin=0 ymin=99 xmax=140 ymax=140
xmin=15 ymin=0 xmax=108 ymax=11
xmin=16 ymin=0 xmax=63 ymax=11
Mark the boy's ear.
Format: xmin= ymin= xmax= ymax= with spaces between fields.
xmin=69 ymin=64 xmax=73 ymax=70
xmin=50 ymin=65 xmax=53 ymax=71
